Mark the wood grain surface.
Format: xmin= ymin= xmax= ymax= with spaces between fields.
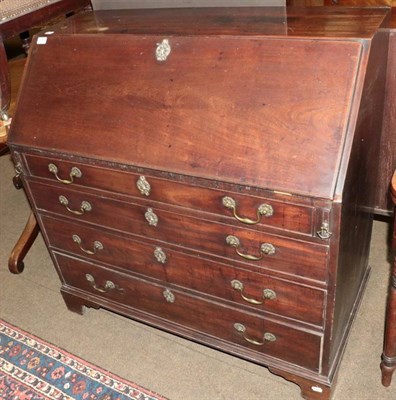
xmin=11 ymin=35 xmax=362 ymax=199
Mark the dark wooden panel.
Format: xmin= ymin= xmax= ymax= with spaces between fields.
xmin=0 ymin=41 xmax=10 ymax=112
xmin=11 ymin=35 xmax=361 ymax=199
xmin=323 ymin=0 xmax=393 ymax=5
xmin=323 ymin=0 xmax=392 ymax=5
xmin=41 ymin=215 xmax=326 ymax=325
xmin=55 ymin=252 xmax=322 ymax=371
xmin=328 ymin=29 xmax=389 ymax=368
xmin=28 ymin=181 xmax=329 ymax=281
xmin=375 ymin=32 xmax=396 ymax=213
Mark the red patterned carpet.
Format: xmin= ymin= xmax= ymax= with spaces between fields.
xmin=0 ymin=319 xmax=167 ymax=400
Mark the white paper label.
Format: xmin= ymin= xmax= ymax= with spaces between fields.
xmin=311 ymin=386 xmax=323 ymax=393
xmin=37 ymin=37 xmax=47 ymax=45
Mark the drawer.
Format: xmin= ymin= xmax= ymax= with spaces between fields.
xmin=54 ymin=252 xmax=322 ymax=372
xmin=30 ymin=182 xmax=329 ymax=281
xmin=24 ymin=154 xmax=315 ymax=235
xmin=41 ymin=215 xmax=326 ymax=326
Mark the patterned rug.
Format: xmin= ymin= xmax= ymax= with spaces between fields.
xmin=0 ymin=320 xmax=167 ymax=400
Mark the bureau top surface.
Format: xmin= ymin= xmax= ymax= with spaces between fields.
xmin=9 ymin=7 xmax=379 ymax=199
xmin=50 ymin=7 xmax=389 ymax=38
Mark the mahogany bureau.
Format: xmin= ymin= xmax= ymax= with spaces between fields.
xmin=7 ymin=7 xmax=391 ymax=400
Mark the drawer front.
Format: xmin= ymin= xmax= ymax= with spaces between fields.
xmin=54 ymin=252 xmax=322 ymax=371
xmin=24 ymin=154 xmax=315 ymax=235
xmin=41 ymin=216 xmax=326 ymax=326
xmin=30 ymin=182 xmax=329 ymax=281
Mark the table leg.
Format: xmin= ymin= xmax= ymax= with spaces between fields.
xmin=381 ymin=260 xmax=396 ymax=386
xmin=8 ymin=212 xmax=39 ymax=274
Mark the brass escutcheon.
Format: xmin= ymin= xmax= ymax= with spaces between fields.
xmin=154 ymin=247 xmax=167 ymax=264
xmin=163 ymin=288 xmax=175 ymax=303
xmin=155 ymin=38 xmax=171 ymax=61
xmin=222 ymin=196 xmax=273 ymax=225
xmin=137 ymin=176 xmax=151 ymax=196
xmin=48 ymin=163 xmax=82 ymax=184
xmin=145 ymin=208 xmax=159 ymax=226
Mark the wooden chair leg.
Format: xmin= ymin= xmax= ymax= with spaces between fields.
xmin=8 ymin=212 xmax=39 ymax=274
xmin=380 ymin=262 xmax=396 ymax=386
xmin=382 ymin=172 xmax=396 ymax=386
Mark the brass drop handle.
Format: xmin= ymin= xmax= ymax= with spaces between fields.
xmin=231 ymin=280 xmax=276 ymax=305
xmin=59 ymin=195 xmax=92 ymax=215
xmin=72 ymin=234 xmax=103 ymax=255
xmin=48 ymin=163 xmax=82 ymax=184
xmin=226 ymin=235 xmax=276 ymax=261
xmin=234 ymin=323 xmax=276 ymax=346
xmin=222 ymin=196 xmax=273 ymax=225
xmin=85 ymin=273 xmax=116 ymax=293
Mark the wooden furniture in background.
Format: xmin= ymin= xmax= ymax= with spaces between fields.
xmin=323 ymin=0 xmax=395 ymax=5
xmin=92 ymin=0 xmax=286 ymax=8
xmin=287 ymin=1 xmax=395 ymax=7
xmin=381 ymin=170 xmax=396 ymax=386
xmin=0 ymin=0 xmax=91 ymax=155
xmin=288 ymin=0 xmax=396 ymax=218
xmin=7 ymin=7 xmax=389 ymax=400
xmin=289 ymin=0 xmax=396 ymax=215
xmin=1 ymin=0 xmax=91 ymax=275
xmin=378 ymin=10 xmax=396 ymax=214
xmin=0 ymin=40 xmax=10 ymax=154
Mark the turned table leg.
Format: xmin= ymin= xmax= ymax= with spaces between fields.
xmin=382 ymin=171 xmax=396 ymax=386
xmin=380 ymin=259 xmax=396 ymax=386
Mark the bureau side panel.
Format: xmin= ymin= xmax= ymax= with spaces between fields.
xmin=375 ymin=31 xmax=396 ymax=214
xmin=328 ymin=31 xmax=388 ymax=370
